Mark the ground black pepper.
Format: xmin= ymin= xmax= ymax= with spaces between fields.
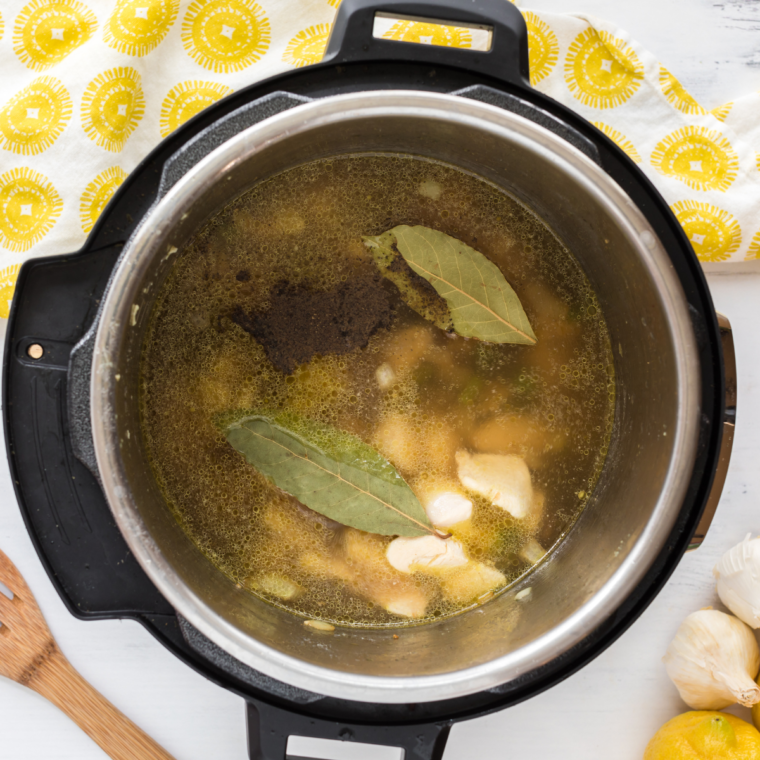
xmin=231 ymin=275 xmax=395 ymax=374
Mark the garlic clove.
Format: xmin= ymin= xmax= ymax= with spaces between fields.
xmin=419 ymin=179 xmax=442 ymax=200
xmin=441 ymin=562 xmax=506 ymax=604
xmin=714 ymin=534 xmax=760 ymax=629
xmin=519 ymin=538 xmax=547 ymax=565
xmin=664 ymin=609 xmax=760 ymax=710
xmin=412 ymin=478 xmax=474 ymax=528
xmin=304 ymin=619 xmax=335 ymax=632
xmin=375 ymin=362 xmax=396 ymax=390
xmin=372 ymin=413 xmax=420 ymax=475
xmin=301 ymin=531 xmax=435 ymax=619
xmin=425 ymin=492 xmax=473 ymax=528
xmin=254 ymin=574 xmax=303 ymax=601
xmin=375 ymin=587 xmax=430 ymax=619
xmin=455 ymin=450 xmax=533 ymax=519
xmin=386 ymin=535 xmax=468 ymax=574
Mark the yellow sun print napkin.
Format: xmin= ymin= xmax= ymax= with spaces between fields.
xmin=520 ymin=12 xmax=760 ymax=265
xmin=0 ymin=0 xmax=758 ymax=330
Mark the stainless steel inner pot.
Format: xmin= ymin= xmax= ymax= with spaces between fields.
xmin=90 ymin=91 xmax=700 ymax=704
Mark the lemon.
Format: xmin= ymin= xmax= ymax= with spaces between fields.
xmin=645 ymin=711 xmax=760 ymax=759
xmin=753 ymin=673 xmax=760 ymax=732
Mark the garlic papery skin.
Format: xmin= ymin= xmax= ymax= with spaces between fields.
xmin=663 ymin=609 xmax=760 ymax=710
xmin=714 ymin=534 xmax=760 ymax=629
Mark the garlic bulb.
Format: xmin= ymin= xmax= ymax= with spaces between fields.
xmin=664 ymin=609 xmax=760 ymax=709
xmin=714 ymin=534 xmax=760 ymax=629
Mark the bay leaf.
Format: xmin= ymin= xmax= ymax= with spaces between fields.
xmin=222 ymin=410 xmax=439 ymax=538
xmin=363 ymin=225 xmax=537 ymax=345
xmin=366 ymin=238 xmax=453 ymax=332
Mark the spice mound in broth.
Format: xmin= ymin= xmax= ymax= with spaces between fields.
xmin=139 ymin=155 xmax=615 ymax=628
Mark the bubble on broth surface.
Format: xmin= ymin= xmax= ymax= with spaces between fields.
xmin=139 ymin=155 xmax=615 ymax=628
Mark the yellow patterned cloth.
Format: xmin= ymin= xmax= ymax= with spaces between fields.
xmin=523 ymin=12 xmax=760 ymax=266
xmin=0 ymin=2 xmax=757 ymax=323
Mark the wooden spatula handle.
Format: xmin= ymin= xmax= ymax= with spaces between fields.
xmin=27 ymin=642 xmax=176 ymax=760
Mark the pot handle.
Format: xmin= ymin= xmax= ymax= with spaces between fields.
xmin=247 ymin=701 xmax=451 ymax=760
xmin=322 ymin=0 xmax=530 ymax=88
xmin=688 ymin=312 xmax=736 ymax=550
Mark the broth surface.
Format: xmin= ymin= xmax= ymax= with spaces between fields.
xmin=139 ymin=155 xmax=615 ymax=627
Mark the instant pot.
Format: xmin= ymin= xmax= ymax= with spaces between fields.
xmin=3 ymin=1 xmax=735 ymax=757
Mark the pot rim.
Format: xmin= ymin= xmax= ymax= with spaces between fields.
xmin=90 ymin=90 xmax=701 ymax=704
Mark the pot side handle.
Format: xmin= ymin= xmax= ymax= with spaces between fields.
xmin=322 ymin=0 xmax=530 ymax=88
xmin=247 ymin=701 xmax=451 ymax=760
xmin=688 ymin=312 xmax=736 ymax=550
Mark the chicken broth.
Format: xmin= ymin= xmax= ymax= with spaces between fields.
xmin=139 ymin=155 xmax=615 ymax=628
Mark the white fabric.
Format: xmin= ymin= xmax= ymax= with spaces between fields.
xmin=0 ymin=0 xmax=757 ymax=326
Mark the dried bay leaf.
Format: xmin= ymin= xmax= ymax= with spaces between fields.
xmin=222 ymin=410 xmax=440 ymax=538
xmin=363 ymin=225 xmax=537 ymax=344
xmin=366 ymin=238 xmax=453 ymax=332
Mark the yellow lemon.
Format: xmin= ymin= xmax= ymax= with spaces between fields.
xmin=747 ymin=229 xmax=760 ymax=262
xmin=659 ymin=66 xmax=706 ymax=115
xmin=565 ymin=28 xmax=643 ymax=109
xmin=181 ymin=0 xmax=270 ymax=73
xmin=13 ymin=0 xmax=97 ymax=71
xmin=671 ymin=200 xmax=741 ymax=262
xmin=159 ymin=80 xmax=233 ymax=137
xmin=0 ymin=76 xmax=71 ymax=156
xmin=645 ymin=711 xmax=760 ymax=760
xmin=0 ymin=167 xmax=62 ymax=253
xmin=382 ymin=20 xmax=471 ymax=48
xmin=524 ymin=12 xmax=558 ymax=86
xmin=103 ymin=0 xmax=179 ymax=57
xmin=651 ymin=126 xmax=738 ymax=192
xmin=81 ymin=67 xmax=145 ymax=152
xmin=591 ymin=122 xmax=641 ymax=163
xmin=0 ymin=265 xmax=21 ymax=320
xmin=282 ymin=24 xmax=331 ymax=68
xmin=80 ymin=167 xmax=127 ymax=234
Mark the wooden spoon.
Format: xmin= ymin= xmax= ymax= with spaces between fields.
xmin=0 ymin=546 xmax=176 ymax=760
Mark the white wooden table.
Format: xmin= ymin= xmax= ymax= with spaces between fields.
xmin=1 ymin=1 xmax=759 ymax=758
